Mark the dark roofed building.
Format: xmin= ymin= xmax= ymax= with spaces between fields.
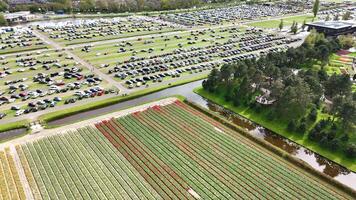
xmin=306 ymin=21 xmax=356 ymax=37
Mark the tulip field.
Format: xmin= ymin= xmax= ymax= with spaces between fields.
xmin=0 ymin=101 xmax=353 ymax=199
xmin=0 ymin=148 xmax=26 ymax=200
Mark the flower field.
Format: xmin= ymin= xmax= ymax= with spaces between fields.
xmin=0 ymin=148 xmax=26 ymax=200
xmin=0 ymin=100 xmax=354 ymax=199
xmin=95 ymin=101 xmax=352 ymax=199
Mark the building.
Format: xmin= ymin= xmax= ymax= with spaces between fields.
xmin=306 ymin=21 xmax=356 ymax=37
xmin=4 ymin=11 xmax=37 ymax=24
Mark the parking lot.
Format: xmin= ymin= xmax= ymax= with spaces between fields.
xmin=159 ymin=4 xmax=303 ymax=26
xmin=35 ymin=16 xmax=183 ymax=46
xmin=0 ymin=49 xmax=113 ymax=119
xmin=0 ymin=27 xmax=48 ymax=54
xmin=0 ymin=10 xmax=307 ymax=122
xmin=74 ymin=26 xmax=301 ymax=90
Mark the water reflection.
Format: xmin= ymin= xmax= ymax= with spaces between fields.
xmin=0 ymin=128 xmax=27 ymax=141
xmin=206 ymin=95 xmax=355 ymax=189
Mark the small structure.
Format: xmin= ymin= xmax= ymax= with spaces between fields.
xmin=4 ymin=11 xmax=37 ymax=24
xmin=255 ymin=88 xmax=276 ymax=105
xmin=306 ymin=21 xmax=356 ymax=37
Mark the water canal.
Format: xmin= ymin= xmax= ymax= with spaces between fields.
xmin=47 ymin=80 xmax=356 ymax=189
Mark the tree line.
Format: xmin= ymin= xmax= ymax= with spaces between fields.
xmin=1 ymin=0 xmax=205 ymax=13
xmin=203 ymin=30 xmax=355 ymax=158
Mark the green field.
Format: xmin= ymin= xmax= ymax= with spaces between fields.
xmin=247 ymin=15 xmax=316 ymax=29
xmin=194 ymin=87 xmax=356 ymax=171
xmin=1 ymin=101 xmax=352 ymax=199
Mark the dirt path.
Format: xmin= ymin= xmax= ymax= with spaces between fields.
xmin=9 ymin=145 xmax=34 ymax=200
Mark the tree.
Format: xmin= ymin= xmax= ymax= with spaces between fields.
xmin=278 ymin=19 xmax=283 ymax=31
xmin=345 ymin=144 xmax=356 ymax=158
xmin=0 ymin=13 xmax=7 ymax=26
xmin=333 ymin=14 xmax=339 ymax=21
xmin=291 ymin=21 xmax=298 ymax=34
xmin=96 ymin=0 xmax=109 ymax=12
xmin=338 ymin=34 xmax=354 ymax=49
xmin=304 ymin=29 xmax=325 ymax=48
xmin=287 ymin=120 xmax=297 ymax=132
xmin=301 ymin=19 xmax=306 ymax=30
xmin=316 ymin=45 xmax=330 ymax=64
xmin=297 ymin=122 xmax=307 ymax=134
xmin=0 ymin=0 xmax=8 ymax=12
xmin=308 ymin=107 xmax=318 ymax=122
xmin=312 ymin=0 xmax=319 ymax=18
xmin=337 ymin=99 xmax=356 ymax=128
xmin=79 ymin=0 xmax=95 ymax=12
xmin=220 ymin=64 xmax=235 ymax=83
xmin=274 ymin=80 xmax=313 ymax=120
xmin=203 ymin=71 xmax=218 ymax=92
xmin=342 ymin=11 xmax=351 ymax=20
xmin=136 ymin=0 xmax=145 ymax=11
xmin=324 ymin=74 xmax=352 ymax=98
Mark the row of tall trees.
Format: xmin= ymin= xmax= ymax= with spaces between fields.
xmin=8 ymin=0 xmax=204 ymax=13
xmin=202 ymin=31 xmax=355 ymax=158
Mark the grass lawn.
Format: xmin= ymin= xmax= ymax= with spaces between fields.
xmin=0 ymin=45 xmax=48 ymax=55
xmin=194 ymin=87 xmax=356 ymax=171
xmin=64 ymin=28 xmax=182 ymax=46
xmin=247 ymin=15 xmax=316 ymax=29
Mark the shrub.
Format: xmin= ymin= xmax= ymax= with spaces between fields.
xmin=320 ymin=136 xmax=329 ymax=147
xmin=329 ymin=139 xmax=339 ymax=151
xmin=287 ymin=120 xmax=297 ymax=132
xmin=308 ymin=108 xmax=318 ymax=122
xmin=345 ymin=144 xmax=356 ymax=158
xmin=297 ymin=122 xmax=307 ymax=134
xmin=340 ymin=134 xmax=349 ymax=142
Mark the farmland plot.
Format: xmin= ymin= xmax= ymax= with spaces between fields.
xmin=0 ymin=148 xmax=26 ymax=200
xmin=17 ymin=127 xmax=161 ymax=200
xmin=1 ymin=100 xmax=353 ymax=199
xmin=96 ymin=101 xmax=352 ymax=199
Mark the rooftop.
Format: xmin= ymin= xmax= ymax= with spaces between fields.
xmin=306 ymin=21 xmax=355 ymax=29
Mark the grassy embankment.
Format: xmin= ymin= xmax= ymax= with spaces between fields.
xmin=194 ymin=87 xmax=356 ymax=171
xmin=0 ymin=120 xmax=29 ymax=143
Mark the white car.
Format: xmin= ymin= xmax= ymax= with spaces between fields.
xmin=15 ymin=110 xmax=24 ymax=116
